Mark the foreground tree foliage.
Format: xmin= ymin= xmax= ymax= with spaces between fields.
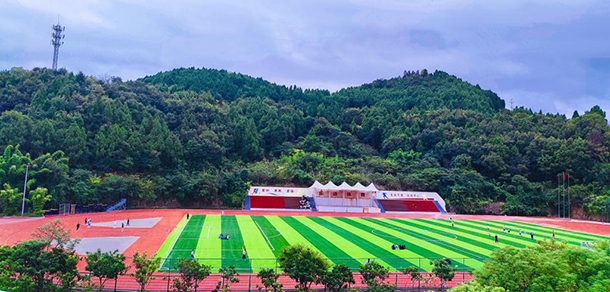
xmin=0 ymin=240 xmax=79 ymax=292
xmin=32 ymin=219 xmax=80 ymax=250
xmin=173 ymin=258 xmax=212 ymax=292
xmin=359 ymin=260 xmax=396 ymax=292
xmin=321 ymin=263 xmax=355 ymax=292
xmin=85 ymin=249 xmax=128 ymax=292
xmin=132 ymin=251 xmax=162 ymax=292
xmin=431 ymin=258 xmax=458 ymax=290
xmin=451 ymin=240 xmax=610 ymax=292
xmin=277 ymin=244 xmax=329 ymax=290
xmin=1 ymin=67 xmax=609 ymax=217
xmin=214 ymin=265 xmax=240 ymax=292
xmin=256 ymin=268 xmax=284 ymax=292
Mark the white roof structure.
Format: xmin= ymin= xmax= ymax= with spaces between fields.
xmin=352 ymin=182 xmax=368 ymax=192
xmin=338 ymin=181 xmax=354 ymax=190
xmin=308 ymin=181 xmax=379 ymax=192
xmin=366 ymin=183 xmax=379 ymax=192
xmin=323 ymin=181 xmax=339 ymax=190
xmin=309 ymin=180 xmax=325 ymax=189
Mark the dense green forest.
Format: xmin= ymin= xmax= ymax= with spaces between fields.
xmin=0 ymin=67 xmax=609 ymax=218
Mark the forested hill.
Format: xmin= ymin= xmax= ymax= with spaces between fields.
xmin=1 ymin=67 xmax=609 ymax=219
xmin=142 ymin=67 xmax=504 ymax=113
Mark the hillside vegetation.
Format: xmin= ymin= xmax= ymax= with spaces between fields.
xmin=0 ymin=67 xmax=608 ymax=218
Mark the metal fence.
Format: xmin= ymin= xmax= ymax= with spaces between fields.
xmin=73 ymin=256 xmax=480 ymax=291
xmin=158 ymin=256 xmax=483 ymax=273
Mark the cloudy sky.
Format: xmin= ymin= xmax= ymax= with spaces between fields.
xmin=1 ymin=0 xmax=609 ymax=115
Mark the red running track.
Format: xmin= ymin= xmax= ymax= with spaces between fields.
xmin=2 ymin=209 xmax=610 ymax=291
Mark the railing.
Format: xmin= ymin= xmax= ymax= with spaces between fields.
xmin=106 ymin=198 xmax=127 ymax=212
xmin=61 ymin=255 xmax=479 ymax=291
xmin=80 ymin=270 xmax=473 ymax=291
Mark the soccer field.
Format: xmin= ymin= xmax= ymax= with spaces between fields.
xmin=155 ymin=215 xmax=610 ymax=273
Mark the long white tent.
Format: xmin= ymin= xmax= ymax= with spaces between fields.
xmin=247 ymin=180 xmax=446 ymax=213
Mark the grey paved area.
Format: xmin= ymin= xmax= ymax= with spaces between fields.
xmin=73 ymin=236 xmax=140 ymax=255
xmin=91 ymin=217 xmax=161 ymax=228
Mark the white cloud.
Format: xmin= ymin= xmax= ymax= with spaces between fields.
xmin=0 ymin=0 xmax=608 ymax=116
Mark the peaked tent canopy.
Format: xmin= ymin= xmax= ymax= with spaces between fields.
xmin=309 ymin=180 xmax=325 ymax=189
xmin=366 ymin=183 xmax=379 ymax=192
xmin=338 ymin=181 xmax=354 ymax=190
xmin=352 ymin=182 xmax=368 ymax=192
xmin=323 ymin=181 xmax=339 ymax=190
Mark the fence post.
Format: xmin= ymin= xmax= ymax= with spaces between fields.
xmin=167 ymin=259 xmax=171 ymax=292
xmin=462 ymin=258 xmax=466 ymax=283
xmin=248 ymin=272 xmax=252 ymax=292
xmin=395 ymin=272 xmax=398 ymax=287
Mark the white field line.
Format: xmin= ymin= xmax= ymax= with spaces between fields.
xmin=207 ymin=226 xmax=210 ymax=239
xmin=160 ymin=215 xmax=190 ymax=269
xmin=255 ymin=221 xmax=275 ymax=251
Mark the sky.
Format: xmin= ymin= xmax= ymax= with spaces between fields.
xmin=1 ymin=0 xmax=609 ymax=116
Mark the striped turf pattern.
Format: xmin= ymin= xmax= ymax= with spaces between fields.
xmin=157 ymin=215 xmax=609 ymax=273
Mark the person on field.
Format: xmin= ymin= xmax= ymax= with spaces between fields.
xmin=242 ymin=247 xmax=247 ymax=261
xmin=191 ymin=249 xmax=195 ymax=259
xmin=392 ymin=244 xmax=397 ymax=250
xmin=503 ymin=225 xmax=506 ymax=232
xmin=76 ymin=223 xmax=80 ymax=231
xmin=226 ymin=234 xmax=230 ymax=240
xmin=219 ymin=234 xmax=224 ymax=239
xmin=127 ymin=219 xmax=130 ymax=226
xmin=364 ymin=258 xmax=370 ymax=265
xmin=121 ymin=223 xmax=125 ymax=232
xmin=495 ymin=234 xmax=499 ymax=243
xmin=519 ymin=229 xmax=522 ymax=237
xmin=488 ymin=229 xmax=491 ymax=237
xmin=187 ymin=213 xmax=190 ymax=220
xmin=451 ymin=221 xmax=455 ymax=228
xmin=552 ymin=230 xmax=555 ymax=239
xmin=530 ymin=232 xmax=534 ymax=240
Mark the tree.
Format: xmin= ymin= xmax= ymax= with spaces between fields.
xmin=0 ymin=183 xmax=20 ymax=215
xmin=321 ymin=264 xmax=354 ymax=292
xmin=9 ymin=240 xmax=79 ymax=292
xmin=32 ymin=219 xmax=80 ymax=251
xmin=214 ymin=265 xmax=239 ymax=292
xmin=277 ymin=244 xmax=329 ymax=291
xmin=132 ymin=252 xmax=161 ymax=292
xmin=456 ymin=240 xmax=610 ymax=291
xmin=402 ymin=266 xmax=423 ymax=289
xmin=0 ymin=245 xmax=17 ymax=291
xmin=173 ymin=258 xmax=211 ymax=292
xmin=359 ymin=261 xmax=395 ymax=292
xmin=30 ymin=187 xmax=51 ymax=216
xmin=85 ymin=249 xmax=128 ymax=292
xmin=431 ymin=258 xmax=457 ymax=290
xmin=256 ymin=268 xmax=283 ymax=292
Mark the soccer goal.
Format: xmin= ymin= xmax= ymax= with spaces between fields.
xmin=58 ymin=203 xmax=72 ymax=215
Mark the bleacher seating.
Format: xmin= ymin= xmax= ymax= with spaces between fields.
xmin=378 ymin=199 xmax=444 ymax=213
xmin=249 ymin=196 xmax=305 ymax=210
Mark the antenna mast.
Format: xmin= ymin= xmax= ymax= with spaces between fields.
xmin=51 ymin=16 xmax=65 ymax=70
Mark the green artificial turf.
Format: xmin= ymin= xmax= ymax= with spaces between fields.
xmin=156 ymin=215 xmax=610 ymax=272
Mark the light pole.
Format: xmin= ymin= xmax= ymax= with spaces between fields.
xmin=21 ymin=163 xmax=31 ymax=216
